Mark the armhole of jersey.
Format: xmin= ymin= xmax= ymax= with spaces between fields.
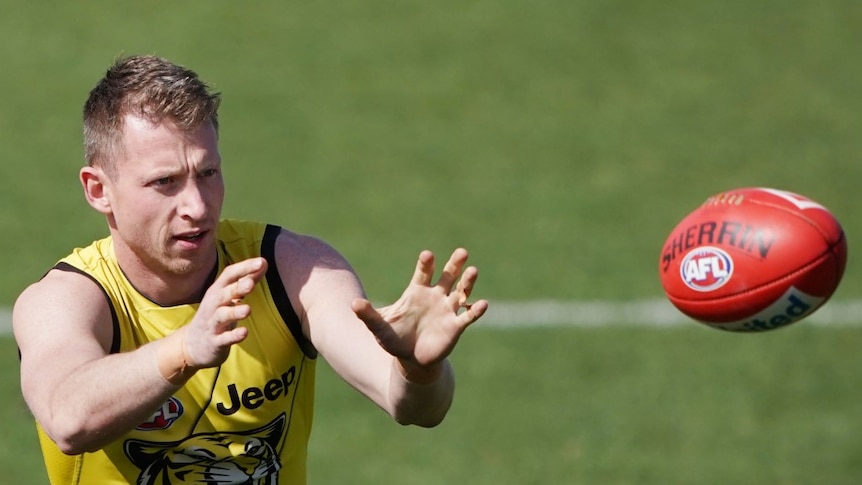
xmin=52 ymin=262 xmax=122 ymax=354
xmin=262 ymin=224 xmax=318 ymax=359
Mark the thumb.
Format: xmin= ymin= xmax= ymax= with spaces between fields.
xmin=351 ymin=298 xmax=378 ymax=324
xmin=351 ymin=298 xmax=392 ymax=337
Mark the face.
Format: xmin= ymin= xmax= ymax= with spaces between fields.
xmin=97 ymin=115 xmax=224 ymax=279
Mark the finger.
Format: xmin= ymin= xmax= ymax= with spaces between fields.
xmin=452 ymin=266 xmax=479 ymax=306
xmin=213 ymin=325 xmax=249 ymax=347
xmin=457 ymin=299 xmax=489 ymax=328
xmin=213 ymin=277 xmax=250 ymax=309
xmin=410 ymin=250 xmax=435 ymax=286
xmin=213 ymin=258 xmax=268 ymax=305
xmin=223 ymin=275 xmax=256 ymax=306
xmin=436 ymin=248 xmax=469 ymax=292
xmin=214 ymin=303 xmax=251 ymax=332
xmin=217 ymin=257 xmax=268 ymax=287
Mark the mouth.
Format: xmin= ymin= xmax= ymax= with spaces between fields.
xmin=174 ymin=230 xmax=209 ymax=244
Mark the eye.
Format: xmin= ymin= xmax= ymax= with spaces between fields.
xmin=199 ymin=168 xmax=219 ymax=178
xmin=152 ymin=176 xmax=175 ymax=187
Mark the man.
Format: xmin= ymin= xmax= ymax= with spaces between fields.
xmin=13 ymin=55 xmax=488 ymax=484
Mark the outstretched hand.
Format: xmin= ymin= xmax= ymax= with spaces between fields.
xmin=351 ymin=248 xmax=488 ymax=373
xmin=182 ymin=257 xmax=269 ymax=368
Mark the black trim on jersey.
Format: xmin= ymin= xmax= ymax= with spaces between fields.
xmin=52 ymin=262 xmax=122 ymax=354
xmin=261 ymin=225 xmax=318 ymax=359
xmin=189 ymin=365 xmax=222 ymax=435
xmin=283 ymin=354 xmax=308 ymax=440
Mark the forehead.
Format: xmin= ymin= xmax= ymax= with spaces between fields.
xmin=117 ymin=115 xmax=219 ymax=172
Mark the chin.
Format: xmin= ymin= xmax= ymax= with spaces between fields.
xmin=163 ymin=250 xmax=217 ymax=277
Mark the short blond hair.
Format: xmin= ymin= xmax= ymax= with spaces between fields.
xmin=83 ymin=55 xmax=221 ymax=177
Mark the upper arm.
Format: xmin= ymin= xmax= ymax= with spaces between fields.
xmin=273 ymin=230 xmax=394 ymax=404
xmin=13 ymin=269 xmax=115 ymax=419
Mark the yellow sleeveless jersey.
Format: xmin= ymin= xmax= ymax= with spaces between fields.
xmin=37 ymin=219 xmax=317 ymax=484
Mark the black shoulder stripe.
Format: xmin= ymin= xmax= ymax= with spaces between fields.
xmin=262 ymin=225 xmax=318 ymax=359
xmin=52 ymin=262 xmax=121 ymax=354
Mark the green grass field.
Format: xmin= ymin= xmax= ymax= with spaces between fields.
xmin=5 ymin=326 xmax=862 ymax=484
xmin=2 ymin=0 xmax=861 ymax=483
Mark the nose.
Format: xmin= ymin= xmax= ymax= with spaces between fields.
xmin=178 ymin=181 xmax=208 ymax=220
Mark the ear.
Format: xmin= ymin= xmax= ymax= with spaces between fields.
xmin=80 ymin=166 xmax=112 ymax=215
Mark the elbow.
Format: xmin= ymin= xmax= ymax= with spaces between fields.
xmin=48 ymin=433 xmax=89 ymax=457
xmin=396 ymin=409 xmax=449 ymax=428
xmin=57 ymin=434 xmax=106 ymax=456
xmin=391 ymin=393 xmax=453 ymax=428
xmin=54 ymin=432 xmax=106 ymax=456
xmin=42 ymin=416 xmax=108 ymax=455
xmin=46 ymin=431 xmax=87 ymax=456
xmin=56 ymin=438 xmax=87 ymax=457
xmin=388 ymin=359 xmax=456 ymax=427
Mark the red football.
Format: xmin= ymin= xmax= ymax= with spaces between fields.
xmin=659 ymin=187 xmax=847 ymax=332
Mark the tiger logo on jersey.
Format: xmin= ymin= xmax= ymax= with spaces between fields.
xmin=124 ymin=413 xmax=286 ymax=484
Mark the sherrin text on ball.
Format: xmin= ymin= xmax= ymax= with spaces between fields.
xmin=659 ymin=187 xmax=847 ymax=332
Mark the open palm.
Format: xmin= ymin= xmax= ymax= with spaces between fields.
xmin=351 ymin=248 xmax=488 ymax=368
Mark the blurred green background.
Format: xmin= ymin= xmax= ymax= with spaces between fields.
xmin=1 ymin=1 xmax=860 ymax=483
xmin=1 ymin=0 xmax=859 ymax=303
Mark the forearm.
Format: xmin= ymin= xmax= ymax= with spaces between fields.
xmin=37 ymin=335 xmax=188 ymax=454
xmin=388 ymin=358 xmax=455 ymax=427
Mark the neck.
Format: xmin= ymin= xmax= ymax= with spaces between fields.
xmin=112 ymin=243 xmax=219 ymax=307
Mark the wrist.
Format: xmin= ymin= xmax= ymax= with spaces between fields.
xmin=156 ymin=329 xmax=198 ymax=385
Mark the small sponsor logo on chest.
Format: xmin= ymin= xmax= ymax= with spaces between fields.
xmin=137 ymin=396 xmax=184 ymax=431
xmin=216 ymin=367 xmax=296 ymax=416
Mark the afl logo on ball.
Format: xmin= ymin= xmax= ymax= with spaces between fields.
xmin=680 ymin=246 xmax=734 ymax=292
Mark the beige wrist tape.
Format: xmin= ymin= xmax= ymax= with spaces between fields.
xmin=157 ymin=330 xmax=197 ymax=385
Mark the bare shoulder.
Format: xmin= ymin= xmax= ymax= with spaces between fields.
xmin=272 ymin=228 xmax=357 ymax=274
xmin=271 ymin=228 xmax=365 ymax=312
xmin=13 ymin=268 xmax=115 ymax=354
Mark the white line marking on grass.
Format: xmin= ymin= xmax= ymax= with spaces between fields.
xmin=479 ymin=299 xmax=862 ymax=328
xmin=0 ymin=300 xmax=860 ymax=336
xmin=482 ymin=299 xmax=687 ymax=328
